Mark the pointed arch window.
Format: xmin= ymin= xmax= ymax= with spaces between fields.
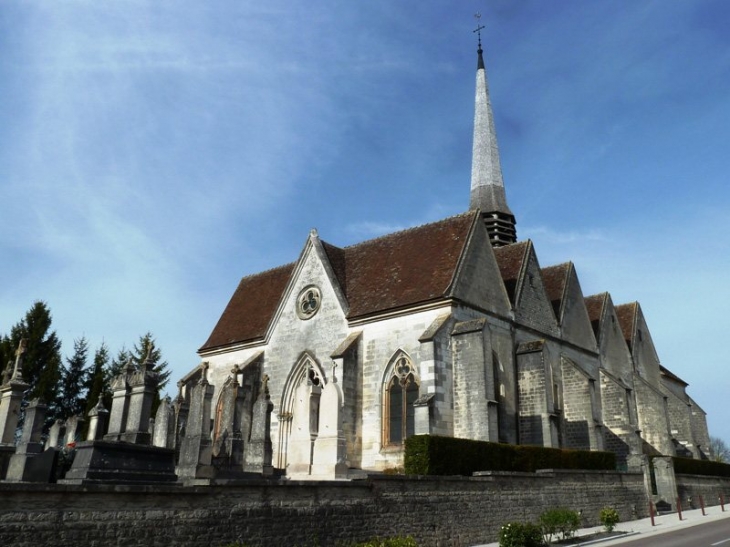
xmin=383 ymin=354 xmax=419 ymax=446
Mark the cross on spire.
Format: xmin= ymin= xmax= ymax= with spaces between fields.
xmin=473 ymin=13 xmax=485 ymax=50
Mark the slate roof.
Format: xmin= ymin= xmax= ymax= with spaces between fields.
xmin=199 ymin=212 xmax=476 ymax=352
xmin=493 ymin=241 xmax=529 ymax=304
xmin=541 ymin=262 xmax=571 ymax=320
xmin=615 ymin=302 xmax=638 ymax=351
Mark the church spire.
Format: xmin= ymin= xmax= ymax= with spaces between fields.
xmin=469 ymin=16 xmax=516 ymax=247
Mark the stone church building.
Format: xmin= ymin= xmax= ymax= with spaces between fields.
xmin=188 ymin=40 xmax=710 ymax=478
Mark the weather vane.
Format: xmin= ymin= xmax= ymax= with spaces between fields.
xmin=473 ymin=13 xmax=485 ymax=49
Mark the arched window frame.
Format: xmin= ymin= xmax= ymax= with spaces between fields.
xmin=382 ymin=351 xmax=420 ymax=448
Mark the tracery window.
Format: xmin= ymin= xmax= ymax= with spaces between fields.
xmin=383 ymin=354 xmax=419 ymax=446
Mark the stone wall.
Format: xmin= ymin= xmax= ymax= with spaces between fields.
xmin=676 ymin=473 xmax=730 ymax=511
xmin=0 ymin=471 xmax=647 ymax=547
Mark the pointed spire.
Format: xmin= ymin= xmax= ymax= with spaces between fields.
xmin=469 ymin=15 xmax=516 ymax=247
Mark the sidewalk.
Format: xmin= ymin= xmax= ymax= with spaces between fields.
xmin=472 ymin=504 xmax=730 ymax=547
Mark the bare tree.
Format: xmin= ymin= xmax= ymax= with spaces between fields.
xmin=709 ymin=436 xmax=730 ymax=463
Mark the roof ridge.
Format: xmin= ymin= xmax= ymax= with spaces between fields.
xmin=237 ymin=262 xmax=295 ymax=282
xmin=341 ymin=211 xmax=476 ymax=250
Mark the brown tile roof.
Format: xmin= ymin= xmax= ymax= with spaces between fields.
xmin=615 ymin=302 xmax=638 ymax=350
xmin=199 ymin=212 xmax=477 ymax=352
xmin=584 ymin=293 xmax=608 ymax=339
xmin=493 ymin=241 xmax=529 ymax=304
xmin=541 ymin=263 xmax=571 ymax=320
xmin=200 ymin=264 xmax=295 ymax=351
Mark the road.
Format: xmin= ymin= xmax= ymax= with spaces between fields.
xmin=611 ymin=517 xmax=730 ymax=546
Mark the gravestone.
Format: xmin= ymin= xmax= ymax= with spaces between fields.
xmin=244 ymin=374 xmax=274 ymax=476
xmin=64 ymin=415 xmax=84 ymax=447
xmin=5 ymin=399 xmax=56 ymax=482
xmin=45 ymin=419 xmax=66 ymax=450
xmin=0 ymin=340 xmax=30 ymax=445
xmin=104 ymin=360 xmax=135 ymax=441
xmin=173 ymin=380 xmax=190 ymax=458
xmin=153 ymin=396 xmax=176 ymax=449
xmin=311 ymin=364 xmax=347 ymax=479
xmin=60 ymin=346 xmax=175 ymax=485
xmin=120 ymin=350 xmax=159 ymax=444
xmin=211 ymin=366 xmax=246 ymax=470
xmin=177 ymin=363 xmax=215 ymax=482
xmin=86 ymin=399 xmax=109 ymax=441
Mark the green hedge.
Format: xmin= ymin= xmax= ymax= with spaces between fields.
xmin=671 ymin=456 xmax=730 ymax=478
xmin=404 ymin=435 xmax=615 ymax=476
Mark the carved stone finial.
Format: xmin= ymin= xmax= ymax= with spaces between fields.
xmin=124 ymin=357 xmax=136 ymax=374
xmin=261 ymin=374 xmax=270 ymax=394
xmin=199 ymin=362 xmax=210 ymax=385
xmin=11 ymin=338 xmax=28 ymax=380
xmin=331 ymin=361 xmax=338 ymax=384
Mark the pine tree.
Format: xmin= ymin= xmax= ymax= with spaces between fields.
xmin=58 ymin=337 xmax=91 ymax=418
xmin=84 ymin=342 xmax=110 ymax=415
xmin=130 ymin=332 xmax=171 ymax=392
xmin=2 ymin=302 xmax=63 ymax=420
xmin=103 ymin=347 xmax=132 ymax=410
xmin=130 ymin=332 xmax=171 ymax=417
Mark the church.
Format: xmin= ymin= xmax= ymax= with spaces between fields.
xmin=187 ymin=36 xmax=711 ymax=478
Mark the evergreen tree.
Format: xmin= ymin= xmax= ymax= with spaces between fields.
xmin=58 ymin=337 xmax=91 ymax=418
xmin=103 ymin=346 xmax=132 ymax=410
xmin=130 ymin=332 xmax=171 ymax=416
xmin=130 ymin=332 xmax=171 ymax=391
xmin=84 ymin=342 xmax=110 ymax=415
xmin=1 ymin=302 xmax=63 ymax=420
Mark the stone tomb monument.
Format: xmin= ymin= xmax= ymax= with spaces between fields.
xmin=177 ymin=361 xmax=275 ymax=484
xmin=0 ymin=341 xmax=30 ymax=477
xmin=61 ymin=347 xmax=176 ymax=485
xmin=5 ymin=398 xmax=57 ymax=482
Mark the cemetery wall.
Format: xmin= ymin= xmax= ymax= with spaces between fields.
xmin=1 ymin=470 xmax=647 ymax=547
xmin=676 ymin=473 xmax=730 ymax=509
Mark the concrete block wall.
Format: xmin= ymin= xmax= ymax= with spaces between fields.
xmin=0 ymin=471 xmax=648 ymax=547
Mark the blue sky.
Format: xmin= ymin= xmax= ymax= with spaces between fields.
xmin=1 ymin=1 xmax=729 ymax=443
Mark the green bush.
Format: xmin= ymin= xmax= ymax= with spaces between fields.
xmin=599 ymin=506 xmax=620 ymax=532
xmin=498 ymin=522 xmax=543 ymax=547
xmin=671 ymin=456 xmax=730 ymax=478
xmin=539 ymin=508 xmax=580 ymax=544
xmin=404 ymin=435 xmax=616 ymax=476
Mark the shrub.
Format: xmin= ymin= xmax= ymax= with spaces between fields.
xmin=671 ymin=456 xmax=730 ymax=478
xmin=599 ymin=506 xmax=620 ymax=532
xmin=498 ymin=522 xmax=543 ymax=547
xmin=404 ymin=435 xmax=615 ymax=476
xmin=539 ymin=508 xmax=580 ymax=544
